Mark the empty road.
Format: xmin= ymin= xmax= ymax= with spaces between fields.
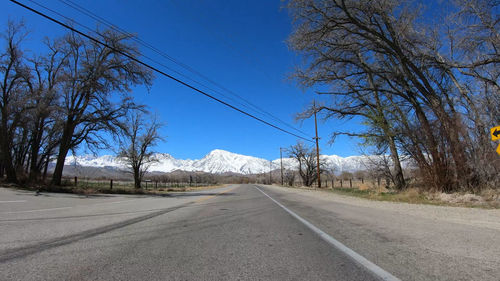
xmin=1 ymin=184 xmax=498 ymax=280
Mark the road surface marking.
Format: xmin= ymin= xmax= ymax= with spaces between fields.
xmin=0 ymin=207 xmax=72 ymax=214
xmin=0 ymin=200 xmax=26 ymax=203
xmin=194 ymin=188 xmax=233 ymax=203
xmin=109 ymin=200 xmax=138 ymax=204
xmin=92 ymin=199 xmax=139 ymax=205
xmin=255 ymin=185 xmax=401 ymax=281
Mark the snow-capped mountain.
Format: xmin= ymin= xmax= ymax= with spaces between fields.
xmin=64 ymin=149 xmax=373 ymax=175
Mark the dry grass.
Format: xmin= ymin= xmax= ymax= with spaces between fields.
xmin=6 ymin=181 xmax=226 ymax=196
xmin=293 ymin=184 xmax=500 ymax=209
xmin=328 ymin=187 xmax=431 ymax=204
xmin=357 ymin=183 xmax=371 ymax=191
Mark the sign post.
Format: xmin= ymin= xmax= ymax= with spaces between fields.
xmin=491 ymin=126 xmax=500 ymax=155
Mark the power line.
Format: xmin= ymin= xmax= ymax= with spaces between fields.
xmin=24 ymin=0 xmax=308 ymax=137
xmin=54 ymin=0 xmax=311 ymax=138
xmin=24 ymin=0 xmax=265 ymax=115
xmin=167 ymin=0 xmax=278 ymax=85
xmin=10 ymin=0 xmax=314 ymax=143
xmin=27 ymin=0 xmax=310 ymax=139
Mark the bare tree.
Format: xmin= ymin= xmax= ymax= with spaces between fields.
xmin=446 ymin=0 xmax=500 ymax=190
xmin=283 ymin=169 xmax=296 ymax=186
xmin=25 ymin=38 xmax=68 ymax=181
xmin=340 ymin=171 xmax=353 ymax=181
xmin=354 ymin=170 xmax=366 ymax=182
xmin=51 ymin=29 xmax=153 ymax=186
xmin=287 ymin=141 xmax=324 ymax=187
xmin=287 ymin=0 xmax=499 ymax=192
xmin=119 ymin=111 xmax=163 ymax=189
xmin=0 ymin=22 xmax=158 ymax=186
xmin=0 ymin=20 xmax=30 ymax=183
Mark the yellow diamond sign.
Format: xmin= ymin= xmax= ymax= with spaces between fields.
xmin=491 ymin=126 xmax=500 ymax=141
xmin=497 ymin=143 xmax=500 ymax=156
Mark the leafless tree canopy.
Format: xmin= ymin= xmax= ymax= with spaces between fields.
xmin=287 ymin=0 xmax=500 ymax=192
xmin=119 ymin=112 xmax=163 ymax=189
xmin=286 ymin=141 xmax=325 ymax=186
xmin=0 ymin=21 xmax=154 ymax=186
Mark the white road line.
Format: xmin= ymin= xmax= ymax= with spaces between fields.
xmin=0 ymin=200 xmax=26 ymax=203
xmin=0 ymin=207 xmax=72 ymax=214
xmin=254 ymin=185 xmax=401 ymax=281
xmin=110 ymin=199 xmax=138 ymax=204
xmin=0 ymin=208 xmax=167 ymax=222
xmin=1 ymin=198 xmax=146 ymax=215
xmin=92 ymin=199 xmax=138 ymax=206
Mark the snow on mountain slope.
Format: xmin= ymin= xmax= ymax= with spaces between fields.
xmin=191 ymin=149 xmax=271 ymax=174
xmin=65 ymin=155 xmax=123 ymax=168
xmin=64 ymin=149 xmax=374 ymax=175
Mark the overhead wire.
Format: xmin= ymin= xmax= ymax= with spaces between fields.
xmin=24 ymin=0 xmax=266 ymax=114
xmin=26 ymin=0 xmax=310 ymax=139
xmin=55 ymin=0 xmax=311 ymax=138
xmin=10 ymin=0 xmax=314 ymax=143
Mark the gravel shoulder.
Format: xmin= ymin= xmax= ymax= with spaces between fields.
xmin=266 ymin=185 xmax=500 ymax=231
xmin=260 ymin=184 xmax=500 ymax=281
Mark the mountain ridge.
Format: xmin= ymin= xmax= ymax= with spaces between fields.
xmin=64 ymin=149 xmax=372 ymax=175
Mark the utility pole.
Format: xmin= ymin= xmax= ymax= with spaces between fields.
xmin=269 ymin=160 xmax=272 ymax=185
xmin=313 ymin=101 xmax=321 ymax=188
xmin=280 ymin=147 xmax=284 ymax=186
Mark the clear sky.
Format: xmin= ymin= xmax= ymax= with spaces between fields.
xmin=1 ymin=0 xmax=364 ymax=160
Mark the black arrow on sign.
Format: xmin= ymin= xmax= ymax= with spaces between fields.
xmin=494 ymin=129 xmax=500 ymax=138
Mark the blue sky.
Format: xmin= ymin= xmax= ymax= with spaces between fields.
xmin=2 ymin=0 xmax=364 ymax=160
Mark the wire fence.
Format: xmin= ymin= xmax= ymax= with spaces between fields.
xmin=61 ymin=177 xmax=214 ymax=191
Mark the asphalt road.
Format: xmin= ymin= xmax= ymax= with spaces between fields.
xmin=260 ymin=185 xmax=500 ymax=281
xmin=0 ymin=185 xmax=383 ymax=281
xmin=2 ymin=184 xmax=496 ymax=281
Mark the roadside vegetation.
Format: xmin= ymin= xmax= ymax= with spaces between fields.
xmin=274 ymin=166 xmax=500 ymax=209
xmin=13 ymin=177 xmax=225 ymax=195
xmin=286 ymin=0 xmax=500 ymax=194
xmin=329 ymin=187 xmax=500 ymax=209
xmin=0 ymin=20 xmax=163 ymax=191
xmin=276 ymin=180 xmax=500 ymax=209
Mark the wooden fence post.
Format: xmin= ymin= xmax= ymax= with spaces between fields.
xmin=349 ymin=179 xmax=352 ymax=188
xmin=340 ymin=179 xmax=343 ymax=188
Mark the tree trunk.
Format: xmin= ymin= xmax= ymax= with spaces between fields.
xmin=411 ymin=97 xmax=450 ymax=191
xmin=51 ymin=146 xmax=69 ymax=186
xmin=29 ymin=139 xmax=41 ymax=182
xmin=0 ymin=134 xmax=17 ymax=183
xmin=3 ymin=154 xmax=17 ymax=183
xmin=429 ymin=98 xmax=470 ymax=190
xmin=29 ymin=120 xmax=44 ymax=182
xmin=134 ymin=176 xmax=141 ymax=189
xmin=133 ymin=166 xmax=141 ymax=189
xmin=42 ymin=156 xmax=49 ymax=182
xmin=387 ymin=135 xmax=406 ymax=190
xmin=0 ymin=108 xmax=17 ymax=183
xmin=373 ymin=91 xmax=406 ymax=190
xmin=51 ymin=122 xmax=74 ymax=186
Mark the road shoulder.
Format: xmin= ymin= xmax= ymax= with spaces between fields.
xmin=258 ymin=184 xmax=500 ymax=281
